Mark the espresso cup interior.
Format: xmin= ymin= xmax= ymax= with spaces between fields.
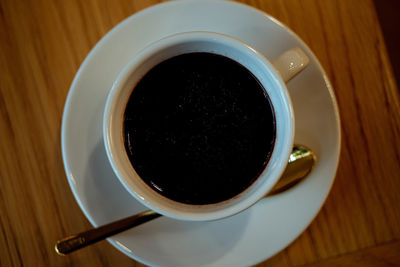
xmin=104 ymin=32 xmax=294 ymax=221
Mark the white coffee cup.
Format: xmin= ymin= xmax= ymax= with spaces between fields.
xmin=103 ymin=31 xmax=309 ymax=221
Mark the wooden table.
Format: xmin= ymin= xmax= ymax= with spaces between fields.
xmin=1 ymin=0 xmax=399 ymax=266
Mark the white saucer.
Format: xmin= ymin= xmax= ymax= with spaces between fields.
xmin=61 ymin=1 xmax=341 ymax=266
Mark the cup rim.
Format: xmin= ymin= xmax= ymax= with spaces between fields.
xmin=103 ymin=31 xmax=294 ymax=221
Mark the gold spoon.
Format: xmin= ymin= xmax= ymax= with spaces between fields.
xmin=55 ymin=145 xmax=316 ymax=255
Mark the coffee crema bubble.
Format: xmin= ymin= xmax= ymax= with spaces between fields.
xmin=123 ymin=52 xmax=276 ymax=205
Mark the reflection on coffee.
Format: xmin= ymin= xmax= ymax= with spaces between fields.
xmin=123 ymin=52 xmax=275 ymax=205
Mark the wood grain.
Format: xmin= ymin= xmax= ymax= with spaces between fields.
xmin=0 ymin=0 xmax=399 ymax=266
xmin=306 ymin=240 xmax=400 ymax=267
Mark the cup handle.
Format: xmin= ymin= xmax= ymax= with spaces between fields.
xmin=272 ymin=47 xmax=310 ymax=82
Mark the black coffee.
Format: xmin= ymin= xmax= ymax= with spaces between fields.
xmin=123 ymin=52 xmax=275 ymax=205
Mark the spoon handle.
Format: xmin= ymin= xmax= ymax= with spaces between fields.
xmin=55 ymin=145 xmax=315 ymax=255
xmin=55 ymin=210 xmax=161 ymax=255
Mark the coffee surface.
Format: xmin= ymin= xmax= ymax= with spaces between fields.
xmin=124 ymin=52 xmax=275 ymax=204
